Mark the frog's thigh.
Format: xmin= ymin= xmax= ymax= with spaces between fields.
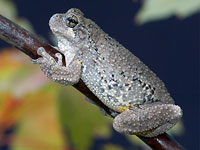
xmin=113 ymin=104 xmax=182 ymax=137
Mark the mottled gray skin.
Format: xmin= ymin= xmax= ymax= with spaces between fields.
xmin=34 ymin=8 xmax=182 ymax=137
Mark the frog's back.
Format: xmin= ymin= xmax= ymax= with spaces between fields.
xmin=81 ymin=33 xmax=174 ymax=112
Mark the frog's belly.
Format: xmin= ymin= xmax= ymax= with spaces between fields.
xmin=81 ymin=62 xmax=150 ymax=112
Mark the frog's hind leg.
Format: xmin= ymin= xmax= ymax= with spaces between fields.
xmin=113 ymin=103 xmax=182 ymax=137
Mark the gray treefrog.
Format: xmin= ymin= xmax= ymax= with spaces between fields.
xmin=33 ymin=8 xmax=182 ymax=137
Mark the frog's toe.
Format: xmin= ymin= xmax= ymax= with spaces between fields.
xmin=37 ymin=47 xmax=56 ymax=63
xmin=32 ymin=57 xmax=44 ymax=64
xmin=55 ymin=53 xmax=63 ymax=66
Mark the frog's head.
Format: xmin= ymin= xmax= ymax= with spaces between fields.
xmin=49 ymin=8 xmax=100 ymax=49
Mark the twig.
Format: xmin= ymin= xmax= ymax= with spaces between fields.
xmin=0 ymin=14 xmax=185 ymax=150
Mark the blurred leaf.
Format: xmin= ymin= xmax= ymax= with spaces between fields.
xmin=0 ymin=0 xmax=34 ymax=32
xmin=135 ymin=0 xmax=200 ymax=24
xmin=11 ymin=87 xmax=67 ymax=150
xmin=0 ymin=48 xmax=48 ymax=96
xmin=58 ymin=86 xmax=112 ymax=150
xmin=0 ymin=0 xmax=17 ymax=20
xmin=0 ymin=94 xmax=25 ymax=135
xmin=103 ymin=144 xmax=123 ymax=150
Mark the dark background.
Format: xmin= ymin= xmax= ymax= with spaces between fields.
xmin=0 ymin=0 xmax=199 ymax=149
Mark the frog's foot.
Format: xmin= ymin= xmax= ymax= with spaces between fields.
xmin=32 ymin=47 xmax=81 ymax=85
xmin=113 ymin=104 xmax=182 ymax=137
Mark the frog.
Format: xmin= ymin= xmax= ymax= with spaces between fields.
xmin=33 ymin=8 xmax=182 ymax=137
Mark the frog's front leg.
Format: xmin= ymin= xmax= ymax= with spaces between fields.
xmin=32 ymin=47 xmax=82 ymax=85
xmin=113 ymin=104 xmax=182 ymax=137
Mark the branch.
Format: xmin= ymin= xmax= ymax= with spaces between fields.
xmin=0 ymin=14 xmax=185 ymax=150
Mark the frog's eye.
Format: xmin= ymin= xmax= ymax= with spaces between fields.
xmin=65 ymin=15 xmax=78 ymax=28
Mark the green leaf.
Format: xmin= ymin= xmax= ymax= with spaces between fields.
xmin=135 ymin=0 xmax=200 ymax=24
xmin=0 ymin=0 xmax=34 ymax=32
xmin=11 ymin=86 xmax=67 ymax=150
xmin=58 ymin=86 xmax=112 ymax=150
xmin=0 ymin=0 xmax=17 ymax=20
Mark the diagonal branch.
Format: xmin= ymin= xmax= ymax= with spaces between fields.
xmin=0 ymin=14 xmax=185 ymax=150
